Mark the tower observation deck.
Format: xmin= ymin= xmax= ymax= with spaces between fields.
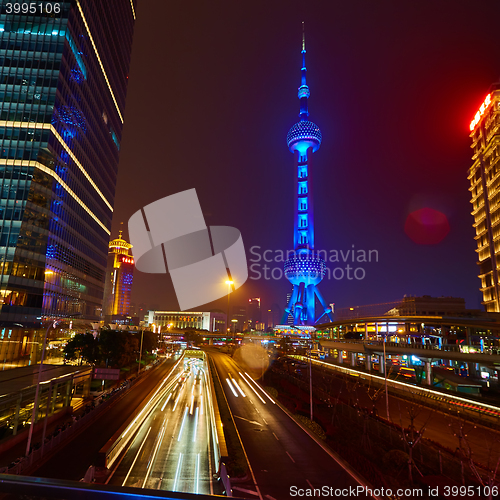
xmin=281 ymin=25 xmax=334 ymax=326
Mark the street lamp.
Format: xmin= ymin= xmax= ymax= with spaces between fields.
xmin=225 ymin=280 xmax=233 ymax=335
xmin=138 ymin=329 xmax=144 ymax=377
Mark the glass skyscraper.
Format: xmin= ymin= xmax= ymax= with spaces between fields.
xmin=0 ymin=0 xmax=137 ymax=365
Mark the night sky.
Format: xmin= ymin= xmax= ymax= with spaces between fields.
xmin=112 ymin=0 xmax=500 ymax=317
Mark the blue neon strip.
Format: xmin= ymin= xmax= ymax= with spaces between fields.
xmin=66 ymin=31 xmax=87 ymax=80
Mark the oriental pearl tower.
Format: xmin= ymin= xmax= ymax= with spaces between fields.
xmin=281 ymin=24 xmax=334 ymax=326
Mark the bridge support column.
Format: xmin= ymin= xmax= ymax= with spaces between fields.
xmin=208 ymin=338 xmax=213 ymax=345
xmin=338 ymin=350 xmax=343 ymax=364
xmin=364 ymin=323 xmax=368 ymax=340
xmin=425 ymin=361 xmax=432 ymax=385
xmin=350 ymin=352 xmax=356 ymax=367
xmin=379 ymin=355 xmax=385 ymax=375
xmin=365 ymin=355 xmax=371 ymax=371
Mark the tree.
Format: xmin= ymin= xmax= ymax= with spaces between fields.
xmin=64 ymin=332 xmax=98 ymax=365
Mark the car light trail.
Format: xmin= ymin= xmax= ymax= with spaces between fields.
xmin=243 ymin=372 xmax=275 ymax=404
xmin=190 ymin=394 xmax=194 ymax=415
xmin=178 ymin=406 xmax=189 ymax=441
xmin=172 ymin=392 xmax=181 ymax=412
xmin=200 ymin=394 xmax=204 ymax=415
xmin=161 ymin=393 xmax=172 ymax=411
xmin=226 ymin=378 xmax=238 ymax=397
xmin=193 ymin=406 xmax=199 ymax=442
xmin=142 ymin=421 xmax=167 ymax=488
xmin=232 ymin=379 xmax=246 ymax=397
xmin=122 ymin=427 xmax=151 ymax=486
xmin=173 ymin=453 xmax=183 ymax=491
xmin=239 ymin=372 xmax=266 ymax=404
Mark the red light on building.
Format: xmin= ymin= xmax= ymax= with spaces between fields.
xmin=470 ymin=93 xmax=491 ymax=131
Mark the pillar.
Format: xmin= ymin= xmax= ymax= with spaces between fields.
xmin=365 ymin=354 xmax=372 ymax=371
xmin=379 ymin=355 xmax=385 ymax=375
xmin=208 ymin=338 xmax=213 ymax=345
xmin=351 ymin=352 xmax=356 ymax=367
xmin=64 ymin=380 xmax=72 ymax=408
xmin=364 ymin=323 xmax=368 ymax=340
xmin=338 ymin=350 xmax=343 ymax=364
xmin=425 ymin=361 xmax=432 ymax=385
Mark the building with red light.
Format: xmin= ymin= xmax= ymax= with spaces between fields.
xmin=103 ymin=229 xmax=134 ymax=321
xmin=468 ymin=84 xmax=500 ymax=312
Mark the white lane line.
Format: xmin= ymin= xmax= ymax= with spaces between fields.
xmin=244 ymin=372 xmax=276 ymax=404
xmin=239 ymin=372 xmax=266 ymax=404
xmin=142 ymin=422 xmax=167 ymax=488
xmin=286 ymin=451 xmax=295 ymax=463
xmin=122 ymin=427 xmax=151 ymax=486
xmin=195 ymin=453 xmax=200 ymax=494
xmin=306 ymin=480 xmax=314 ymax=489
xmin=226 ymin=378 xmax=238 ymax=397
xmin=272 ymin=432 xmax=279 ymax=441
xmin=161 ymin=393 xmax=172 ymax=411
xmin=177 ymin=406 xmax=189 ymax=441
xmin=193 ymin=406 xmax=199 ymax=442
xmin=173 ymin=453 xmax=183 ymax=491
xmin=232 ymin=379 xmax=246 ymax=397
xmin=262 ymin=417 xmax=268 ymax=425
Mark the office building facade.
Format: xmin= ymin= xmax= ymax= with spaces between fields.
xmin=469 ymin=85 xmax=500 ymax=312
xmin=147 ymin=311 xmax=227 ymax=333
xmin=0 ymin=1 xmax=137 ymax=365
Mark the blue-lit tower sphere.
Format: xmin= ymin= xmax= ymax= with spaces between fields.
xmin=281 ymin=27 xmax=333 ymax=326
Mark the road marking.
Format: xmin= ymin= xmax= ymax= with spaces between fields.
xmin=173 ymin=453 xmax=183 ymax=491
xmin=233 ymin=486 xmax=260 ymax=496
xmin=234 ymin=415 xmax=263 ymax=426
xmin=286 ymin=451 xmax=295 ymax=463
xmin=272 ymin=432 xmax=279 ymax=441
xmin=122 ymin=427 xmax=151 ymax=486
xmin=306 ymin=480 xmax=314 ymax=489
xmin=262 ymin=417 xmax=268 ymax=425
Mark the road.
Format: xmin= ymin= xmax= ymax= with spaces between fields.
xmin=32 ymin=357 xmax=179 ymax=481
xmin=107 ymin=355 xmax=217 ymax=496
xmin=208 ymin=349 xmax=372 ymax=500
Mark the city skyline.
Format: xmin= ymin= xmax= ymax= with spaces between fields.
xmin=114 ymin=1 xmax=500 ymax=315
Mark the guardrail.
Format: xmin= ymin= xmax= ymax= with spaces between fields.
xmin=0 ymin=381 xmax=131 ymax=476
xmin=291 ymin=355 xmax=500 ymax=423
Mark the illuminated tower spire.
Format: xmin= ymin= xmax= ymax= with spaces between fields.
xmin=281 ymin=25 xmax=333 ymax=326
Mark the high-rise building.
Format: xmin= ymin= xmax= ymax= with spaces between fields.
xmin=281 ymin=25 xmax=333 ymax=326
xmin=468 ymin=85 xmax=500 ymax=312
xmin=103 ymin=228 xmax=134 ymax=321
xmin=247 ymin=297 xmax=261 ymax=330
xmin=0 ymin=1 xmax=137 ymax=364
xmin=231 ymin=305 xmax=247 ymax=332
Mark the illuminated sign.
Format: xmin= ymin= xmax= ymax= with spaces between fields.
xmin=121 ymin=256 xmax=134 ymax=264
xmin=470 ymin=93 xmax=492 ymax=131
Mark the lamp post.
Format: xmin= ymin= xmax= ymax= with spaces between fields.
xmin=138 ymin=329 xmax=144 ymax=377
xmin=225 ymin=280 xmax=233 ymax=337
xmin=26 ymin=317 xmax=66 ymax=457
xmin=382 ymin=332 xmax=390 ymax=421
